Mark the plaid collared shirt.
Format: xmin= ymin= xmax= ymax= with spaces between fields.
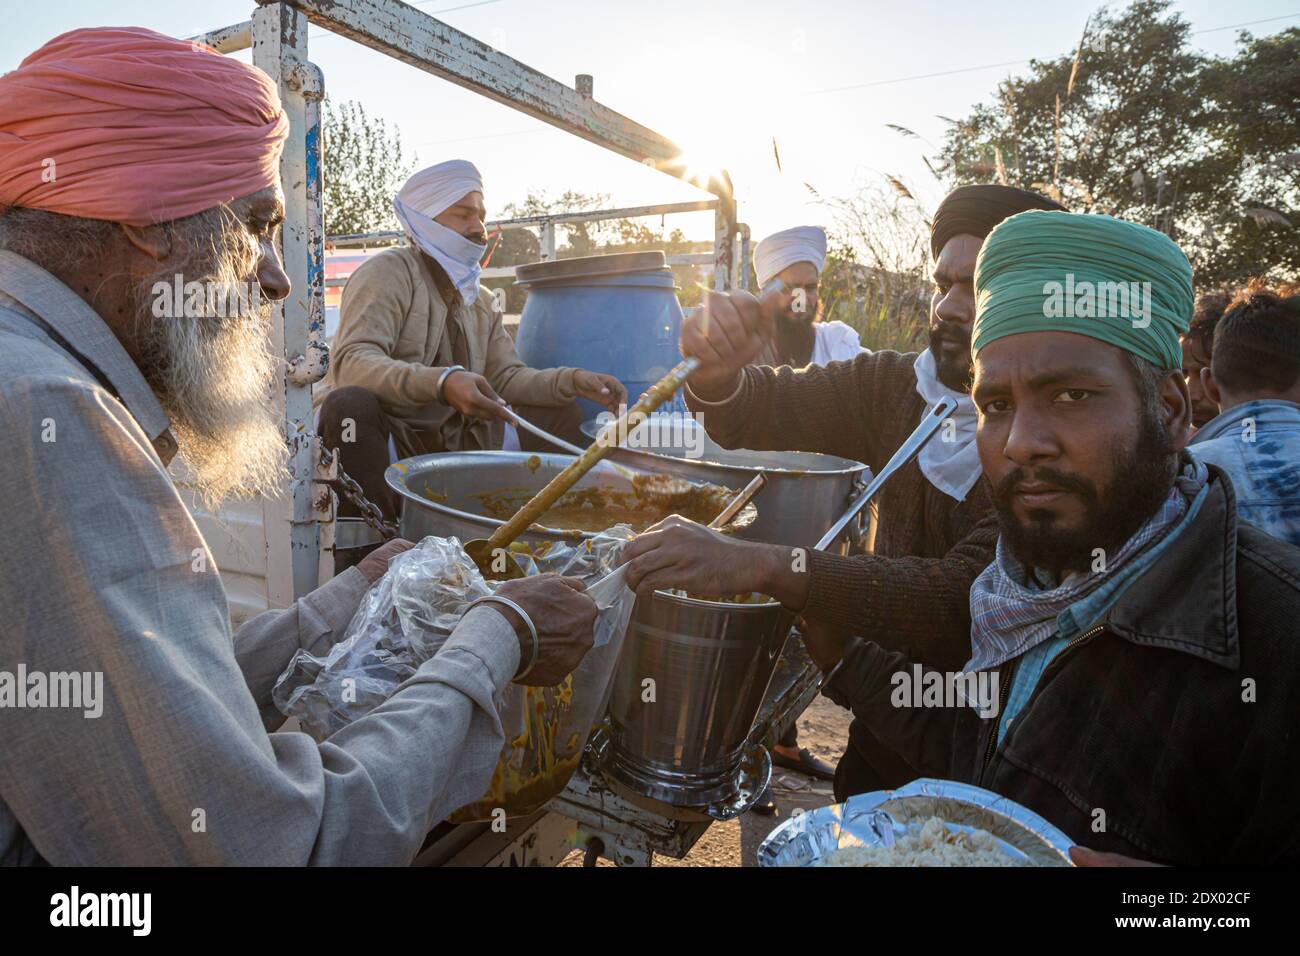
xmin=965 ymin=459 xmax=1208 ymax=673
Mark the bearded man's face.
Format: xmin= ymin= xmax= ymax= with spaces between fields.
xmin=973 ymin=332 xmax=1190 ymax=578
xmin=929 ymin=234 xmax=982 ymax=392
xmin=129 ymin=189 xmax=290 ymax=507
xmin=772 ymin=261 xmax=820 ymax=326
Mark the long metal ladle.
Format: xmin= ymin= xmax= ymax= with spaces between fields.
xmin=813 ymin=395 xmax=959 ymax=551
xmin=507 ymin=407 xmax=675 ymax=489
xmin=466 ymin=357 xmax=701 ymax=579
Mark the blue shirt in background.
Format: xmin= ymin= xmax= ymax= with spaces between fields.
xmin=1190 ymin=400 xmax=1300 ymax=547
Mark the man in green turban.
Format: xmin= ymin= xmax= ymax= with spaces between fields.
xmin=969 ymin=211 xmax=1195 ymax=585
xmin=850 ymin=210 xmax=1300 ymax=864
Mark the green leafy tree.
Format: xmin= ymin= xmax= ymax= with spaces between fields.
xmin=1198 ymin=26 xmax=1300 ymax=281
xmin=323 ymin=99 xmax=415 ymax=236
xmin=934 ymin=1 xmax=1298 ymax=286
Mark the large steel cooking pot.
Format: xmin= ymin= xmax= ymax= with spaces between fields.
xmin=386 ymin=450 xmax=755 ymax=546
xmin=581 ymin=417 xmax=869 ymax=549
xmin=606 ymin=590 xmax=796 ymax=807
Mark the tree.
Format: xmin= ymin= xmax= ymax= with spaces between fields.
xmin=323 ymin=99 xmax=415 ymax=236
xmin=934 ymin=1 xmax=1298 ymax=287
xmin=1198 ymin=26 xmax=1300 ymax=281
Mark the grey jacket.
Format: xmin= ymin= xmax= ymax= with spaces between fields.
xmin=0 ymin=251 xmax=519 ymax=865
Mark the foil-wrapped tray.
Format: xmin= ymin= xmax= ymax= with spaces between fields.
xmin=757 ymin=778 xmax=1075 ymax=867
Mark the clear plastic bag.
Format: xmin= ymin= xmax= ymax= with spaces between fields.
xmin=273 ymin=527 xmax=636 ymax=820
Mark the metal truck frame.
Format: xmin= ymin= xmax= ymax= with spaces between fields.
xmin=190 ymin=0 xmax=743 ymax=617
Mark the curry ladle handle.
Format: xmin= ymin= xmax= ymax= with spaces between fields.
xmin=814 ymin=395 xmax=959 ymax=552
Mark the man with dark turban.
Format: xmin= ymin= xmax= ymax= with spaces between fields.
xmin=825 ymin=211 xmax=1300 ymax=864
xmin=0 ymin=27 xmax=596 ymax=865
xmin=617 ymin=184 xmax=1063 ymax=801
xmin=926 ymin=184 xmax=1067 ymax=392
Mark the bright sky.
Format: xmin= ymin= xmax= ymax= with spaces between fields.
xmin=5 ymin=0 xmax=1298 ymax=242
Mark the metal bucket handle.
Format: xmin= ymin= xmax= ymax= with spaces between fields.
xmin=845 ymin=475 xmax=871 ymax=554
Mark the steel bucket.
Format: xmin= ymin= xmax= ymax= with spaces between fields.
xmin=606 ymin=590 xmax=797 ymax=807
xmin=580 ymin=417 xmax=868 ymax=550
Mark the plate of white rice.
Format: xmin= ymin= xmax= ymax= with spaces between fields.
xmin=757 ymin=778 xmax=1075 ymax=868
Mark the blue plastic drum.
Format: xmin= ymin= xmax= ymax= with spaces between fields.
xmin=513 ymin=252 xmax=687 ymax=423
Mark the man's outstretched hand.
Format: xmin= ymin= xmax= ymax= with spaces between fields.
xmin=442 ymin=369 xmax=511 ymax=422
xmin=618 ymin=515 xmax=787 ymax=601
xmin=680 ymin=289 xmax=780 ymax=399
xmin=492 ymin=573 xmax=598 ymax=686
xmin=573 ymin=370 xmax=627 ymax=414
xmin=1069 ymin=846 xmax=1160 ymax=867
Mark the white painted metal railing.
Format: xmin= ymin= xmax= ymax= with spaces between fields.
xmin=327 ymin=199 xmax=744 ymax=283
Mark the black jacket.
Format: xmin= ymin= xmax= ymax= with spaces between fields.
xmin=824 ymin=467 xmax=1300 ymax=865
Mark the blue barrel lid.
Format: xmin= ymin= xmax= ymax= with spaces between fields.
xmin=513 ymin=251 xmax=673 ymax=287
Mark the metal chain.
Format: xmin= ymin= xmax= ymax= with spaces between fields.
xmin=319 ymin=446 xmax=400 ymax=541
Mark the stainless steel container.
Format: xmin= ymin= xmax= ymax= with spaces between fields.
xmin=387 ymin=450 xmax=752 ymax=545
xmin=388 ymin=451 xmax=603 ymax=546
xmin=581 ymin=418 xmax=867 ymax=549
xmin=606 ymin=590 xmax=797 ymax=807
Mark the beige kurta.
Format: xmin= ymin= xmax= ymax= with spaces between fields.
xmin=315 ymin=245 xmax=577 ymax=458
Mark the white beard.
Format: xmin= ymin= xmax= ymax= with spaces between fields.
xmin=160 ymin=310 xmax=286 ymax=508
xmin=134 ymin=249 xmax=286 ymax=509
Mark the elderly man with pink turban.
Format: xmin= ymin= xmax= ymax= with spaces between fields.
xmin=314 ymin=159 xmax=627 ymax=534
xmin=0 ymin=26 xmax=596 ymax=865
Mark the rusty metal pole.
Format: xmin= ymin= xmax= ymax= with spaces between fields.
xmin=710 ymin=172 xmax=736 ymax=291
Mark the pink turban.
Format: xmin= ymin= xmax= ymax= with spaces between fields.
xmin=0 ymin=26 xmax=289 ymax=227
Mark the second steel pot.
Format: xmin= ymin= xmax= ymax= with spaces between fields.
xmin=580 ymin=417 xmax=868 ymax=550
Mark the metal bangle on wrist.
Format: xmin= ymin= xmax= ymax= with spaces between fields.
xmin=436 ymin=364 xmax=466 ymax=403
xmin=468 ymin=595 xmax=540 ymax=682
xmin=684 ymin=373 xmax=745 ymax=406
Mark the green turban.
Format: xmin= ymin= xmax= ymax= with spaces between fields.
xmin=972 ymin=210 xmax=1193 ymax=370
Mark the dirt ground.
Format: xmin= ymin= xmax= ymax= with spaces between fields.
xmin=560 ymin=693 xmax=851 ymax=867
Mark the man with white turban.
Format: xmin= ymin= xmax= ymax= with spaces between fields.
xmin=0 ymin=27 xmax=596 ymax=865
xmin=315 ymin=160 xmax=626 ymax=531
xmin=746 ymin=225 xmax=865 ymax=796
xmin=752 ymin=225 xmax=865 ymax=369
